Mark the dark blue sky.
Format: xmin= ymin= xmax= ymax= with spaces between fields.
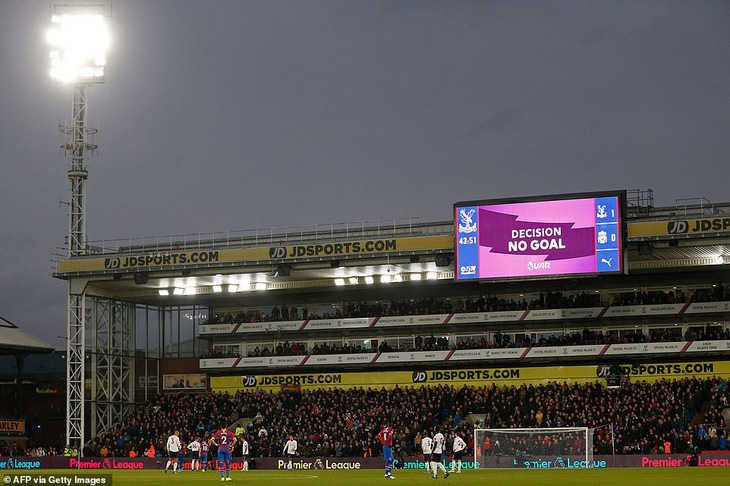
xmin=1 ymin=1 xmax=729 ymax=348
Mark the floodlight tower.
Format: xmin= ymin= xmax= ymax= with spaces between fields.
xmin=47 ymin=4 xmax=109 ymax=449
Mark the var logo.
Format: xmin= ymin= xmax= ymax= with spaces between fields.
xmin=269 ymin=247 xmax=287 ymax=259
xmin=666 ymin=221 xmax=689 ymax=234
xmin=412 ymin=371 xmax=427 ymax=383
xmin=242 ymin=376 xmax=257 ymax=387
xmin=104 ymin=258 xmax=120 ymax=269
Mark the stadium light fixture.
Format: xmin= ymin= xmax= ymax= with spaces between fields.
xmin=254 ymin=282 xmax=267 ymax=291
xmin=334 ymin=278 xmax=346 ymax=286
xmin=426 ymin=272 xmax=438 ymax=280
xmin=212 ymin=285 xmax=223 ymax=293
xmin=410 ymin=273 xmax=422 ymax=281
xmin=158 ymin=289 xmax=169 ymax=296
xmin=227 ymin=284 xmax=238 ymax=293
xmin=364 ymin=276 xmax=374 ymax=285
xmin=380 ymin=275 xmax=391 ymax=284
xmin=172 ymin=288 xmax=184 ymax=296
xmin=349 ymin=277 xmax=359 ymax=285
xmin=183 ymin=287 xmax=196 ymax=296
xmin=393 ymin=274 xmax=403 ymax=283
xmin=47 ymin=11 xmax=109 ymax=83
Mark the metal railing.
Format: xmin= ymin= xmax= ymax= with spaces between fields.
xmin=54 ymin=217 xmax=457 ymax=258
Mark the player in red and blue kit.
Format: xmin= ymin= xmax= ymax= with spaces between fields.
xmin=212 ymin=426 xmax=237 ymax=481
xmin=200 ymin=440 xmax=209 ymax=471
xmin=377 ymin=424 xmax=395 ymax=480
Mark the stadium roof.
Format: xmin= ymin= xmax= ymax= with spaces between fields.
xmin=0 ymin=315 xmax=54 ymax=355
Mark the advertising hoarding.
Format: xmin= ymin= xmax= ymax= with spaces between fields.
xmin=455 ymin=192 xmax=625 ymax=281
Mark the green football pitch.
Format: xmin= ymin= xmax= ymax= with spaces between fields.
xmin=4 ymin=468 xmax=726 ymax=486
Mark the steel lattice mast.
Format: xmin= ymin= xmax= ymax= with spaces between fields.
xmin=48 ymin=6 xmax=109 ymax=449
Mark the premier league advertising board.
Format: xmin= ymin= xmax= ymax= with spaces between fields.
xmin=454 ymin=192 xmax=625 ymax=281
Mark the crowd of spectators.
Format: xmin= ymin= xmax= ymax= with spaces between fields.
xmin=78 ymin=376 xmax=729 ymax=459
xmin=201 ymin=324 xmax=730 ymax=360
xmin=202 ymin=285 xmax=729 ymax=328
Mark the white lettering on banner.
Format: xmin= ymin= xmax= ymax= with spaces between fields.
xmin=200 ymin=358 xmax=237 ymax=369
xmin=686 ymin=340 xmax=730 ymax=353
xmin=684 ymin=302 xmax=730 ymax=314
xmin=305 ymin=318 xmax=372 ymax=331
xmin=375 ymin=351 xmax=451 ymax=363
xmin=200 ymin=324 xmax=235 ymax=335
xmin=602 ymin=304 xmax=686 ymax=318
xmin=376 ymin=315 xmax=449 ymax=327
xmin=303 ymin=354 xmax=378 ymax=366
xmin=523 ymin=308 xmax=604 ymax=321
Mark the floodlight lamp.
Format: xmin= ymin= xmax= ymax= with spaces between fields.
xmin=47 ymin=12 xmax=109 ymax=83
xmin=393 ymin=274 xmax=403 ymax=283
xmin=334 ymin=278 xmax=346 ymax=286
xmin=410 ymin=273 xmax=422 ymax=281
xmin=426 ymin=272 xmax=438 ymax=280
xmin=349 ymin=277 xmax=359 ymax=285
xmin=364 ymin=276 xmax=374 ymax=285
xmin=172 ymin=288 xmax=184 ymax=295
xmin=227 ymin=284 xmax=238 ymax=293
xmin=254 ymin=282 xmax=267 ymax=291
xmin=212 ymin=285 xmax=223 ymax=293
xmin=158 ymin=289 xmax=169 ymax=296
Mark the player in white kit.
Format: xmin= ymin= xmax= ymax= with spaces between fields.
xmin=449 ymin=432 xmax=467 ymax=473
xmin=430 ymin=430 xmax=450 ymax=479
xmin=165 ymin=431 xmax=181 ymax=474
xmin=421 ymin=432 xmax=433 ymax=474
xmin=241 ymin=438 xmax=250 ymax=471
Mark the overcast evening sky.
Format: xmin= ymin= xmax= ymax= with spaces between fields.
xmin=1 ymin=1 xmax=729 ymax=349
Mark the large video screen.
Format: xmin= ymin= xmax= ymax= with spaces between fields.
xmin=455 ymin=193 xmax=624 ymax=281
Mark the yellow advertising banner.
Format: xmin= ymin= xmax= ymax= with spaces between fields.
xmin=628 ymin=217 xmax=730 ymax=239
xmin=0 ymin=419 xmax=25 ymax=434
xmin=57 ymin=235 xmax=454 ymax=273
xmin=210 ymin=360 xmax=730 ymax=394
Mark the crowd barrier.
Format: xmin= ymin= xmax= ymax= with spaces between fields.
xmin=2 ymin=453 xmax=729 ymax=470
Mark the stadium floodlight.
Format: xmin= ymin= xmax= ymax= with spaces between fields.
xmin=348 ymin=277 xmax=359 ymax=285
xmin=380 ymin=275 xmax=391 ymax=284
xmin=172 ymin=288 xmax=184 ymax=295
xmin=47 ymin=10 xmax=109 ymax=83
xmin=410 ymin=273 xmax=422 ymax=281
xmin=226 ymin=284 xmax=238 ymax=293
xmin=212 ymin=285 xmax=223 ymax=293
xmin=253 ymin=282 xmax=267 ymax=291
xmin=364 ymin=276 xmax=374 ymax=285
xmin=158 ymin=289 xmax=169 ymax=296
xmin=392 ymin=274 xmax=403 ymax=283
xmin=426 ymin=272 xmax=438 ymax=280
xmin=334 ymin=278 xmax=346 ymax=286
xmin=183 ymin=287 xmax=196 ymax=296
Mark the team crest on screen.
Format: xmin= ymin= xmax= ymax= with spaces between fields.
xmin=458 ymin=209 xmax=477 ymax=234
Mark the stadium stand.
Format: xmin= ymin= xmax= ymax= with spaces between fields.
xmin=78 ymin=377 xmax=729 ymax=459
